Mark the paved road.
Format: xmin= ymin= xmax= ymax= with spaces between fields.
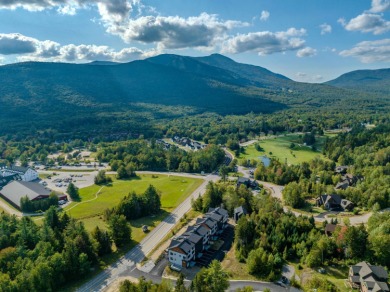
xmin=229 ymin=280 xmax=300 ymax=291
xmin=77 ymin=173 xmax=218 ymax=292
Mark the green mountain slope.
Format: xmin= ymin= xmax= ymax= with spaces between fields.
xmin=0 ymin=54 xmax=388 ymax=137
xmin=326 ymin=68 xmax=390 ymax=95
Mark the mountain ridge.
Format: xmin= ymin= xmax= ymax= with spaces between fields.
xmin=0 ymin=53 xmax=389 ymax=136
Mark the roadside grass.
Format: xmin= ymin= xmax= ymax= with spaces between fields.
xmin=0 ymin=197 xmax=19 ymax=213
xmin=221 ymin=244 xmax=259 ymax=281
xmin=293 ymin=262 xmax=350 ymax=292
xmin=240 ymin=134 xmax=327 ymax=165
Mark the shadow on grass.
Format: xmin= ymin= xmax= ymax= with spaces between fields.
xmin=130 ymin=210 xmax=170 ymax=228
xmin=115 ymin=175 xmax=142 ymax=182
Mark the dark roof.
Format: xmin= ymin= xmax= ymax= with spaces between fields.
xmin=169 ymin=238 xmax=195 ymax=255
xmin=335 ymin=181 xmax=349 ymax=190
xmin=341 ymin=199 xmax=354 ymax=209
xmin=178 ymin=240 xmax=194 ymax=254
xmin=181 ymin=232 xmax=203 ymax=245
xmin=0 ymin=181 xmax=52 ymax=207
xmin=208 ymin=207 xmax=228 ymax=217
xmin=196 ymin=217 xmax=217 ymax=229
xmin=234 ymin=206 xmax=247 ymax=216
xmin=0 ymin=173 xmax=20 ymax=187
xmin=350 ymin=261 xmax=389 ymax=291
xmin=325 ymin=224 xmax=337 ymax=233
xmin=237 ymin=177 xmax=251 ymax=184
xmin=188 ymin=224 xmax=209 ymax=236
xmin=10 ymin=165 xmax=30 ymax=173
xmin=205 ymin=212 xmax=222 ymax=222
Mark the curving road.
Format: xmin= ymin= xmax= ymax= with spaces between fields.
xmin=237 ymin=165 xmax=375 ymax=226
xmin=77 ymin=172 xmax=218 ymax=292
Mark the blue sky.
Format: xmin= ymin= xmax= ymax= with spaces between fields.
xmin=0 ymin=0 xmax=389 ymax=82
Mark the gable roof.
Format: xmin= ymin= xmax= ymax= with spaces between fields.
xmin=208 ymin=207 xmax=228 ymax=217
xmin=180 ymin=232 xmax=203 ymax=245
xmin=169 ymin=238 xmax=195 ymax=255
xmin=234 ymin=206 xmax=247 ymax=216
xmin=350 ymin=261 xmax=389 ymax=291
xmin=0 ymin=181 xmax=52 ymax=207
xmin=204 ymin=212 xmax=222 ymax=222
xmin=196 ymin=217 xmax=217 ymax=229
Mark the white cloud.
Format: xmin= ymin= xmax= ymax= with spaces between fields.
xmin=222 ymin=28 xmax=306 ymax=55
xmin=0 ymin=56 xmax=4 ymax=64
xmin=97 ymin=0 xmax=132 ymax=23
xmin=297 ymin=72 xmax=307 ymax=77
xmin=110 ymin=13 xmax=248 ymax=50
xmin=320 ymin=23 xmax=332 ymax=35
xmin=369 ymin=0 xmax=390 ymax=13
xmin=342 ymin=13 xmax=390 ymax=35
xmin=57 ymin=44 xmax=157 ymax=62
xmin=296 ymin=47 xmax=317 ymax=57
xmin=0 ymin=33 xmax=38 ymax=55
xmin=0 ymin=0 xmax=134 ymax=24
xmin=0 ymin=33 xmax=157 ymax=63
xmin=340 ymin=39 xmax=390 ymax=63
xmin=260 ymin=10 xmax=270 ymax=21
xmin=314 ymin=75 xmax=323 ymax=81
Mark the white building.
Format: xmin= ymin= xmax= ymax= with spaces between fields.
xmin=168 ymin=239 xmax=195 ymax=268
xmin=0 ymin=166 xmax=39 ymax=182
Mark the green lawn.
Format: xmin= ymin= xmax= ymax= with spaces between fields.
xmin=240 ymin=134 xmax=327 ymax=165
xmin=295 ymin=263 xmax=350 ymax=292
xmin=0 ymin=197 xmax=19 ymax=214
xmin=64 ymin=174 xmax=203 ymax=240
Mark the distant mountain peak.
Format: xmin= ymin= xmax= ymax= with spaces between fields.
xmin=326 ymin=68 xmax=390 ymax=95
xmin=87 ymin=61 xmax=119 ymax=66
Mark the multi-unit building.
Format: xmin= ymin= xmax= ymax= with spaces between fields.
xmin=349 ymin=261 xmax=389 ymax=292
xmin=0 ymin=165 xmax=39 ymax=183
xmin=167 ymin=207 xmax=228 ymax=269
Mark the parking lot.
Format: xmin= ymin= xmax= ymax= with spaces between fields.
xmin=38 ymin=170 xmax=98 ymax=194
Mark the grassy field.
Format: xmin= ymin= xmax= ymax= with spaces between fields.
xmin=64 ymin=174 xmax=203 ymax=239
xmin=221 ymin=244 xmax=259 ymax=281
xmin=240 ymin=134 xmax=327 ymax=165
xmin=58 ymin=174 xmax=203 ymax=292
xmin=295 ymin=263 xmax=350 ymax=292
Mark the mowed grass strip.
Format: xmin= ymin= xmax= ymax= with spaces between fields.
xmin=240 ymin=134 xmax=327 ymax=165
xmin=65 ymin=174 xmax=203 ymax=218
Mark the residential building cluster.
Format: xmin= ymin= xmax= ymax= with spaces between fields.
xmin=172 ymin=136 xmax=206 ymax=150
xmin=168 ymin=207 xmax=228 ymax=269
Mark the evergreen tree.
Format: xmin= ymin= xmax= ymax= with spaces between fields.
xmin=108 ymin=214 xmax=131 ymax=247
xmin=91 ymin=226 xmax=112 ymax=256
xmin=67 ymin=182 xmax=80 ymax=201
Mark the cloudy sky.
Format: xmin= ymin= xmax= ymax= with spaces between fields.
xmin=0 ymin=0 xmax=389 ymax=82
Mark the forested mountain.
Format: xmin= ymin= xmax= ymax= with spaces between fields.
xmin=326 ymin=68 xmax=390 ymax=95
xmin=0 ymin=54 xmax=389 ymax=137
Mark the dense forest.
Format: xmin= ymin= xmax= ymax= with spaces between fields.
xmin=1 ymin=54 xmax=389 ymax=139
xmin=252 ymin=124 xmax=390 ymax=210
xmin=234 ymin=194 xmax=390 ymax=289
xmin=95 ymin=141 xmax=225 ymax=173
